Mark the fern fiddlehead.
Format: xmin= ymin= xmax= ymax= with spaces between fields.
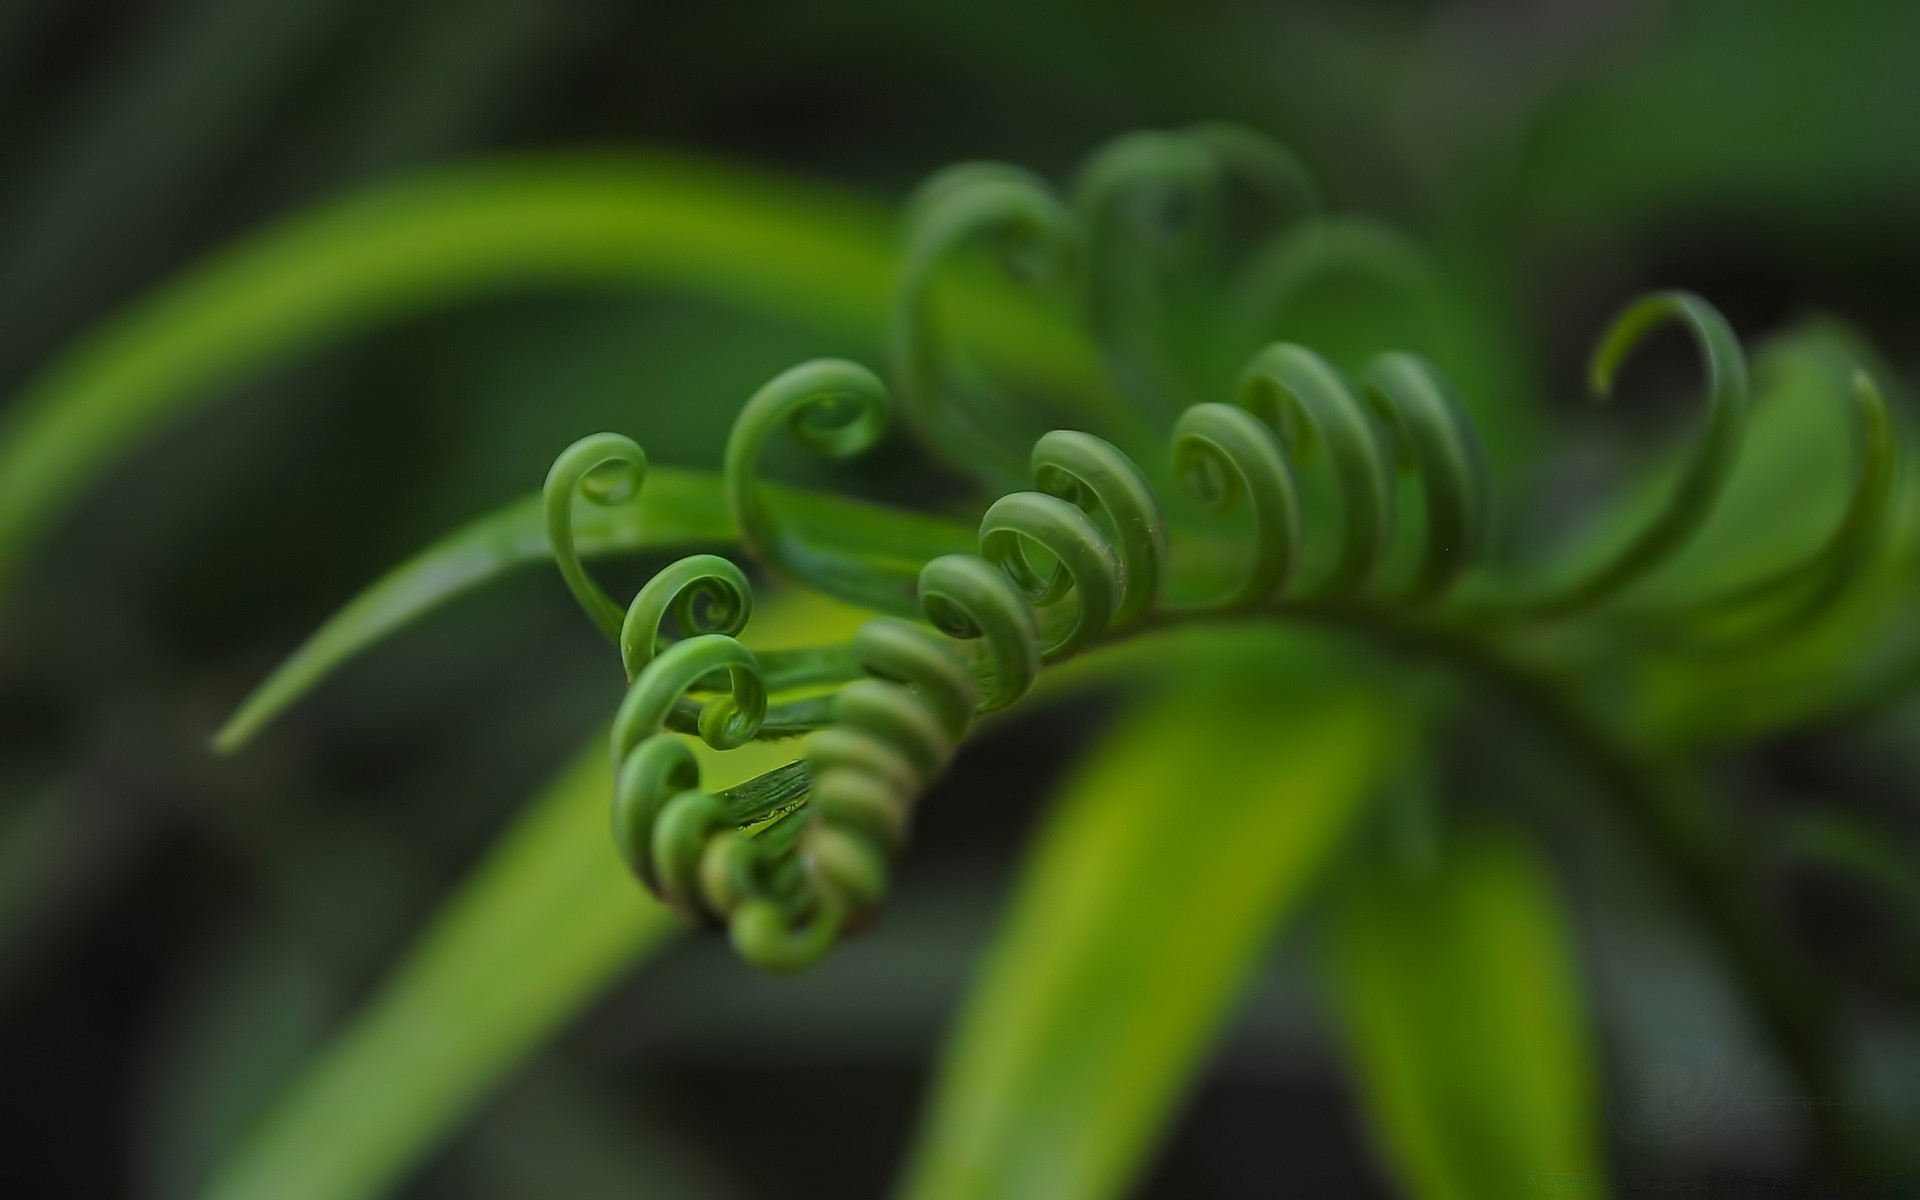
xmin=1515 ymin=291 xmax=1750 ymax=616
xmin=538 ymin=128 xmax=1902 ymax=974
xmin=892 ymin=164 xmax=1082 ymax=487
xmin=1075 ymin=125 xmax=1319 ymax=423
xmin=544 ymin=432 xmax=651 ymax=646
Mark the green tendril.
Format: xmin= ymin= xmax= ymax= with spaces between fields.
xmin=1030 ymin=430 xmax=1167 ymax=626
xmin=1180 ymin=122 xmax=1320 ymax=219
xmin=795 ymin=618 xmax=979 ymax=933
xmin=901 ymin=161 xmax=1055 ymax=238
xmin=1360 ymin=352 xmax=1492 ymax=602
xmin=853 ymin=619 xmax=980 ymax=740
xmin=611 ymin=735 xmax=701 ymax=895
xmin=1684 ymin=369 xmax=1898 ymax=642
xmin=650 ymin=791 xmax=733 ymax=921
xmin=1171 ymin=402 xmax=1300 ymax=607
xmin=1787 ymin=370 xmax=1899 ymax=618
xmin=527 ymin=132 xmax=1896 ymax=985
xmin=1075 ymin=126 xmax=1319 ymax=421
xmin=1524 ymin=291 xmax=1750 ymax=615
xmin=1235 ymin=343 xmax=1393 ymax=600
xmin=1074 ymin=130 xmax=1225 ymax=423
xmin=611 ymin=633 xmax=767 ymax=762
xmin=978 ymin=491 xmax=1118 ymax=656
xmin=724 ymin=358 xmax=921 ymax=616
xmin=606 ymin=603 xmax=994 ymax=969
xmin=916 ymin=553 xmax=1042 ymax=710
xmin=1076 ymin=130 xmax=1218 ymax=264
xmin=543 ymin=432 xmax=649 ymax=643
xmin=1226 ymin=218 xmax=1444 ymax=363
xmin=618 ymin=553 xmax=752 ymax=680
xmin=892 ymin=171 xmax=1081 ymax=486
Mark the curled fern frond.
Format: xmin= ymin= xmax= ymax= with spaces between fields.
xmin=1031 ymin=429 xmax=1167 ymax=626
xmin=1778 ymin=369 xmax=1899 ymax=622
xmin=1235 ymin=343 xmax=1395 ymax=600
xmin=611 ymin=632 xmax=766 ymax=759
xmin=529 ymin=135 xmax=1903 ymax=974
xmin=618 ymin=553 xmax=752 ymax=679
xmin=543 ymin=432 xmax=651 ymax=644
xmin=1519 ymin=291 xmax=1750 ymax=616
xmin=892 ymin=124 xmax=1323 ymax=484
xmin=1180 ymin=122 xmax=1321 ymax=219
xmin=723 ymin=358 xmax=922 ymax=616
xmin=917 ymin=552 xmax=1041 ymax=710
xmin=893 ymin=167 xmax=1081 ymax=485
xmin=602 ymin=580 xmax=987 ymax=969
xmin=1076 ymin=125 xmax=1318 ymax=420
xmin=1360 ymin=352 xmax=1492 ymax=602
xmin=1669 ymin=368 xmax=1898 ymax=645
xmin=1170 ymin=402 xmax=1299 ymax=606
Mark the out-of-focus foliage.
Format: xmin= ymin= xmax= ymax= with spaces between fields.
xmin=4 ymin=1 xmax=1920 ymax=1198
xmin=1331 ymin=827 xmax=1603 ymax=1200
xmin=0 ymin=156 xmax=1095 ymax=591
xmin=201 ymin=589 xmax=863 ymax=1200
xmin=202 ymin=741 xmax=683 ymax=1200
xmin=902 ymin=650 xmax=1408 ymax=1200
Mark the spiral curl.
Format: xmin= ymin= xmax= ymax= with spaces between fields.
xmin=544 ymin=134 xmax=1902 ymax=973
xmin=892 ymin=166 xmax=1082 ymax=486
xmin=723 ymin=358 xmax=923 ymax=617
xmin=605 ymin=600 xmax=985 ymax=970
xmin=1518 ymin=291 xmax=1750 ymax=615
xmin=559 ymin=304 xmax=1897 ymax=971
xmin=543 ymin=432 xmax=649 ymax=644
xmin=891 ymin=124 xmax=1322 ymax=485
xmin=576 ymin=341 xmax=1501 ymax=969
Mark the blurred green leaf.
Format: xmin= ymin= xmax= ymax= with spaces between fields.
xmin=1328 ymin=825 xmax=1603 ymax=1200
xmin=0 ymin=152 xmax=1099 ymax=595
xmin=1510 ymin=0 xmax=1920 ymax=235
xmin=901 ymin=656 xmax=1407 ymax=1200
xmin=212 ymin=467 xmax=971 ymax=752
xmin=204 ymin=591 xmax=861 ymax=1200
xmin=199 ymin=739 xmax=678 ymax=1200
xmin=142 ymin=928 xmax=334 ymax=1200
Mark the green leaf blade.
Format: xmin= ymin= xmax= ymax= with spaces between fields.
xmin=0 ymin=152 xmax=1097 ymax=598
xmin=901 ymin=661 xmax=1408 ymax=1200
xmin=200 ymin=741 xmax=679 ymax=1200
xmin=1329 ymin=826 xmax=1603 ymax=1200
xmin=212 ymin=469 xmax=972 ymax=753
xmin=204 ymin=592 xmax=865 ymax=1200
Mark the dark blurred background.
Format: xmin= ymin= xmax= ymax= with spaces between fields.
xmin=3 ymin=0 xmax=1918 ymax=1195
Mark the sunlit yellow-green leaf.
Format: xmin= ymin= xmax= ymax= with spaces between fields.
xmin=901 ymin=653 xmax=1408 ymax=1200
xmin=1329 ymin=825 xmax=1603 ymax=1200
